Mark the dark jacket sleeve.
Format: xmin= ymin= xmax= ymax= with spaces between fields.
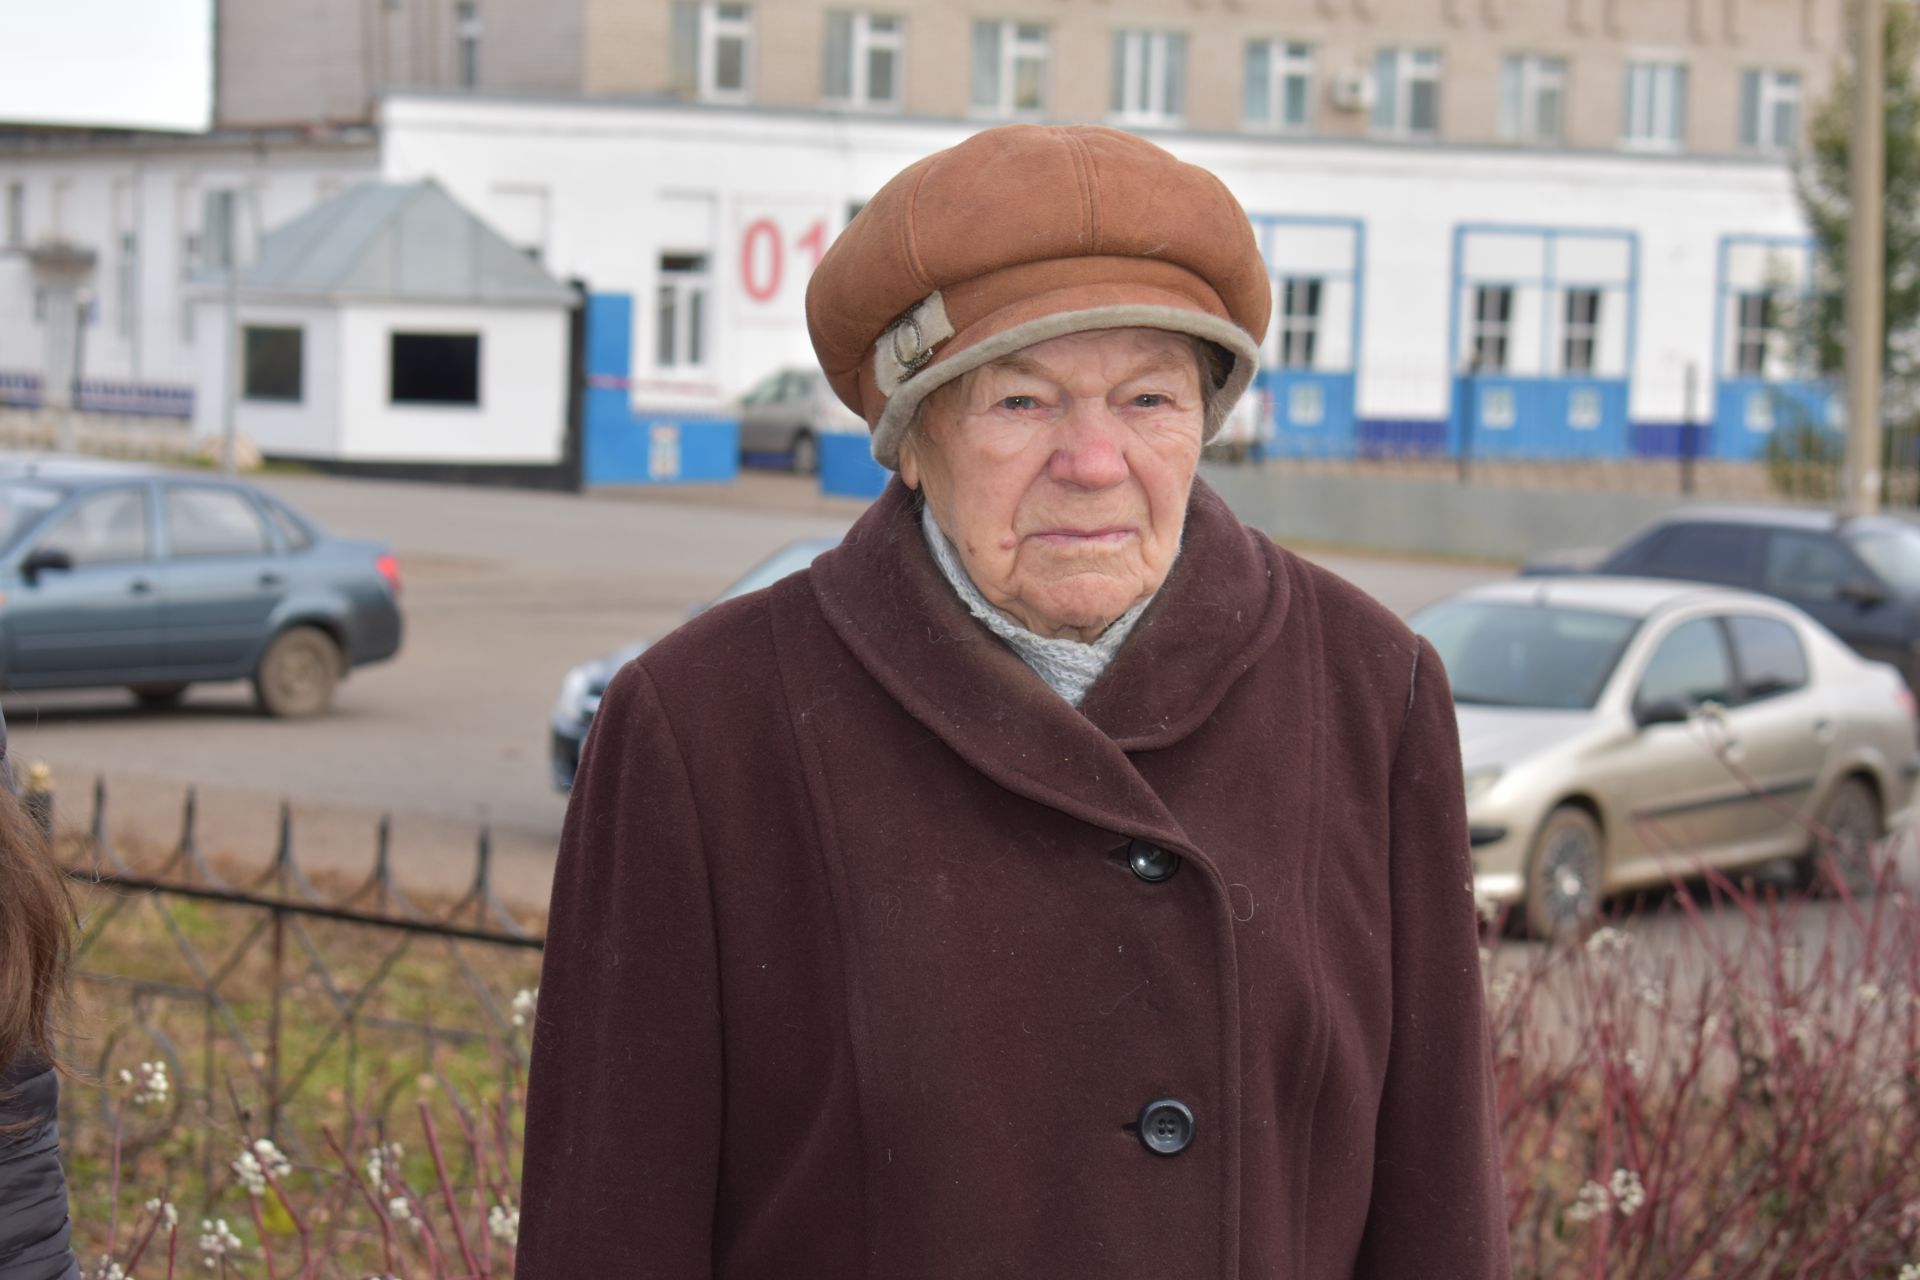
xmin=0 ymin=1055 xmax=81 ymax=1280
xmin=516 ymin=662 xmax=724 ymax=1277
xmin=1352 ymin=639 xmax=1510 ymax=1277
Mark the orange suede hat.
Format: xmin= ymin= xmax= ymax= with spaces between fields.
xmin=806 ymin=124 xmax=1272 ymax=470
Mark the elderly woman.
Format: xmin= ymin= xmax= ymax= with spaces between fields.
xmin=518 ymin=125 xmax=1507 ymax=1277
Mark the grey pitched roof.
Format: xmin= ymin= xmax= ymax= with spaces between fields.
xmin=210 ymin=179 xmax=573 ymax=306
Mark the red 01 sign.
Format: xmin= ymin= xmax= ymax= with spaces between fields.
xmin=737 ymin=212 xmax=831 ymax=309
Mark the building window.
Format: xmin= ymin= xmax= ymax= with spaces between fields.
xmin=1372 ymin=48 xmax=1442 ymax=139
xmin=672 ymin=2 xmax=753 ymax=102
xmin=971 ymin=20 xmax=1049 ymax=117
xmin=1244 ymin=40 xmax=1313 ymax=132
xmin=1470 ymin=285 xmax=1513 ymax=373
xmin=456 ymin=1 xmax=481 ymax=88
xmin=4 ymin=182 xmax=22 ymax=247
xmin=1740 ymin=69 xmax=1802 ymax=153
xmin=1110 ymin=30 xmax=1186 ymax=126
xmin=657 ymin=253 xmax=710 ymax=371
xmin=242 ymin=326 xmax=304 ymax=403
xmin=1622 ymin=61 xmax=1687 ymax=150
xmin=824 ymin=11 xmax=903 ymax=109
xmin=1279 ymin=278 xmax=1322 ymax=369
xmin=1563 ymin=288 xmax=1601 ymax=374
xmin=391 ymin=332 xmax=482 ymax=405
xmin=1499 ymin=55 xmax=1566 ymax=144
xmin=1734 ymin=291 xmax=1774 ymax=377
xmin=116 ymin=232 xmax=138 ymax=342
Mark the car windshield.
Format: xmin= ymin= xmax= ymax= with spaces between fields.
xmin=0 ymin=482 xmax=67 ymax=552
xmin=715 ymin=538 xmax=838 ymax=602
xmin=1844 ymin=525 xmax=1920 ymax=595
xmin=1413 ymin=599 xmax=1642 ymax=711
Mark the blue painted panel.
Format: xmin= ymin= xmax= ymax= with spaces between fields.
xmin=1254 ymin=370 xmax=1358 ymax=459
xmin=1450 ymin=377 xmax=1629 ymax=460
xmin=820 ymin=432 xmax=890 ymax=499
xmin=586 ymin=413 xmax=739 ymax=485
xmin=1711 ymin=379 xmax=1836 ymax=460
xmin=1357 ymin=419 xmax=1449 ymax=457
xmin=586 ymin=293 xmax=633 ymax=378
xmin=1630 ymin=423 xmax=1710 ymax=459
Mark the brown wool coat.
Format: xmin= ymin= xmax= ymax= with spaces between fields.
xmin=517 ymin=479 xmax=1509 ymax=1279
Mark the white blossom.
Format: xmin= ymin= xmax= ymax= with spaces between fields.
xmin=511 ymin=987 xmax=539 ymax=1028
xmin=197 ymin=1218 xmax=243 ymax=1268
xmin=1858 ymin=982 xmax=1884 ymax=1008
xmin=144 ymin=1198 xmax=179 ymax=1228
xmin=127 ymin=1060 xmax=170 ymax=1108
xmin=363 ymin=1140 xmax=404 ymax=1189
xmin=1636 ymin=982 xmax=1666 ymax=1011
xmin=231 ymin=1137 xmax=292 ymax=1196
xmin=1488 ymin=971 xmax=1520 ymax=1008
xmin=488 ymin=1201 xmax=520 ymax=1247
xmin=388 ymin=1196 xmax=423 ymax=1232
xmin=1624 ymin=1049 xmax=1648 ymax=1082
xmin=1786 ymin=1015 xmax=1817 ymax=1054
xmin=1609 ymin=1168 xmax=1646 ymax=1216
xmin=1565 ymin=1180 xmax=1610 ymax=1224
xmin=1900 ymin=1263 xmax=1919 ymax=1280
xmin=1585 ymin=926 xmax=1631 ymax=959
xmin=91 ymin=1257 xmax=126 ymax=1280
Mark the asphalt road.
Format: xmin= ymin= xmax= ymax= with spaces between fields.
xmin=5 ymin=470 xmax=1499 ymax=909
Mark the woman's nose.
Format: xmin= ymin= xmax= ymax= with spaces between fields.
xmin=1047 ymin=402 xmax=1130 ymax=489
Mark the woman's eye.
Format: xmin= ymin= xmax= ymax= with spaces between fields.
xmin=1000 ymin=395 xmax=1040 ymax=411
xmin=1132 ymin=393 xmax=1169 ymax=408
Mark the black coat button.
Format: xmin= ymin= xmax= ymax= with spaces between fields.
xmin=1138 ymin=1098 xmax=1195 ymax=1156
xmin=1128 ymin=839 xmax=1181 ymax=883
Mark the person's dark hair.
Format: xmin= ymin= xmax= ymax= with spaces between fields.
xmin=0 ymin=785 xmax=72 ymax=1076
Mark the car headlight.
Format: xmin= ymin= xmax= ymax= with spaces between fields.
xmin=1465 ymin=766 xmax=1504 ymax=804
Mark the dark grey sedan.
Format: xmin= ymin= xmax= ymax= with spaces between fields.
xmin=0 ymin=460 xmax=402 ymax=717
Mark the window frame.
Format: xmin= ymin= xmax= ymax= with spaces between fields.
xmin=1109 ymin=28 xmax=1187 ymax=126
xmin=241 ymin=325 xmax=304 ymax=404
xmin=656 ymin=253 xmax=712 ymax=373
xmin=1632 ymin=614 xmax=1738 ymax=718
xmin=1734 ymin=290 xmax=1775 ymax=378
xmin=1243 ymin=39 xmax=1315 ymax=133
xmin=456 ymin=0 xmax=482 ymax=89
xmin=824 ymin=10 xmax=904 ymax=110
xmin=1498 ymin=53 xmax=1568 ymax=145
xmin=1740 ymin=68 xmax=1802 ymax=154
xmin=1279 ymin=277 xmax=1323 ymax=370
xmin=1563 ymin=287 xmax=1602 ymax=375
xmin=1723 ymin=613 xmax=1810 ymax=704
xmin=1622 ymin=59 xmax=1688 ymax=151
xmin=4 ymin=181 xmax=23 ymax=248
xmin=1371 ymin=46 xmax=1443 ymax=140
xmin=1471 ymin=284 xmax=1514 ymax=373
xmin=970 ymin=19 xmax=1051 ymax=118
xmin=389 ymin=331 xmax=483 ymax=408
xmin=673 ymin=2 xmax=753 ymax=103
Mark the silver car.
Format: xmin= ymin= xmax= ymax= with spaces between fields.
xmin=735 ymin=367 xmax=862 ymax=474
xmin=1412 ymin=577 xmax=1919 ymax=937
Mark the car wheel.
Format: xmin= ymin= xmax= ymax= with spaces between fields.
xmin=128 ymin=682 xmax=189 ymax=710
xmin=1524 ymin=805 xmax=1604 ymax=942
xmin=791 ymin=431 xmax=818 ymax=476
xmin=253 ymin=626 xmax=341 ymax=719
xmin=1804 ymin=776 xmax=1883 ymax=898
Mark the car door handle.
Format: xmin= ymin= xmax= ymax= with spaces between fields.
xmin=1814 ymin=718 xmax=1837 ymax=744
xmin=258 ymin=572 xmax=285 ymax=589
xmin=128 ymin=578 xmax=153 ymax=596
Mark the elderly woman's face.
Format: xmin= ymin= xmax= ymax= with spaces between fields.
xmin=900 ymin=328 xmax=1206 ymax=643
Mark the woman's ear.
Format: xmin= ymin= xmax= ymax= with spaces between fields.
xmin=897 ymin=437 xmax=922 ymax=491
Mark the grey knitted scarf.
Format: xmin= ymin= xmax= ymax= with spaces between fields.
xmin=921 ymin=506 xmax=1153 ymax=707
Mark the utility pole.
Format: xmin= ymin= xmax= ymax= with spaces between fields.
xmin=1844 ymin=0 xmax=1886 ymax=514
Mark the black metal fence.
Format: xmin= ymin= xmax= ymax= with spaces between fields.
xmin=49 ymin=776 xmax=543 ymax=1208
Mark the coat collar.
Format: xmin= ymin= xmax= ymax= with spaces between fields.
xmin=809 ymin=476 xmax=1292 ymax=844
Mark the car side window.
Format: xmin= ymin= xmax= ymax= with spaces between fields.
xmin=260 ymin=498 xmax=314 ymax=551
xmin=33 ymin=488 xmax=150 ymax=567
xmin=1763 ymin=531 xmax=1859 ymax=603
xmin=1726 ymin=615 xmax=1809 ymax=701
xmin=1629 ymin=524 xmax=1762 ymax=586
xmin=165 ymin=487 xmax=272 ymax=559
xmin=1635 ymin=617 xmax=1734 ymax=714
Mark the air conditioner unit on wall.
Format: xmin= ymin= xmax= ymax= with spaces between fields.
xmin=1330 ymin=70 xmax=1376 ymax=113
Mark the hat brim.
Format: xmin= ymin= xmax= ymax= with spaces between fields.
xmin=869 ymin=290 xmax=1262 ymax=471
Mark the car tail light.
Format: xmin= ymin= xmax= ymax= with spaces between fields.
xmin=1900 ymin=686 xmax=1918 ymax=723
xmin=376 ymin=553 xmax=402 ymax=595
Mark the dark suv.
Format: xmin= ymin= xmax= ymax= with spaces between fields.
xmin=1532 ymin=508 xmax=1920 ymax=692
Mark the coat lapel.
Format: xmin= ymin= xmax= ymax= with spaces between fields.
xmin=808 ymin=477 xmax=1292 ymax=846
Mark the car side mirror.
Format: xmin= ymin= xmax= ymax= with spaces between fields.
xmin=1633 ymin=698 xmax=1691 ymax=729
xmin=19 ymin=547 xmax=72 ymax=583
xmin=1838 ymin=578 xmax=1888 ymax=608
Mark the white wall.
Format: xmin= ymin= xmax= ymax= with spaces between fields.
xmin=0 ymin=138 xmax=377 ymax=391
xmin=192 ymin=299 xmax=343 ymax=457
xmin=336 ymin=302 xmax=568 ymax=464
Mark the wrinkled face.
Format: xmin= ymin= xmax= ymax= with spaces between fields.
xmin=899 ymin=327 xmax=1207 ymax=643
